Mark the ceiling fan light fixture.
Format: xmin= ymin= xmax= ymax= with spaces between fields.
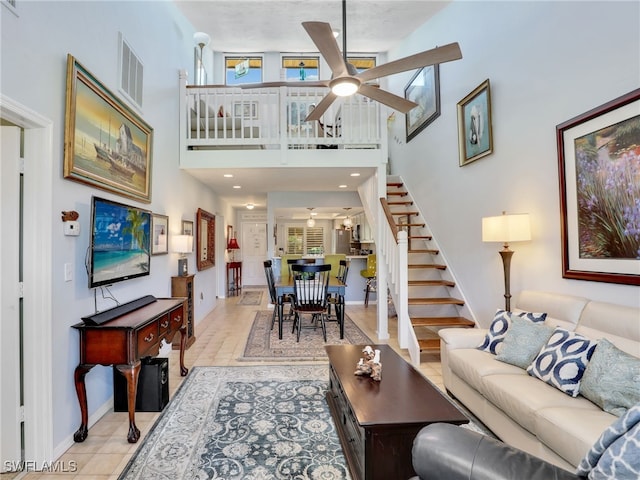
xmin=330 ymin=77 xmax=360 ymax=96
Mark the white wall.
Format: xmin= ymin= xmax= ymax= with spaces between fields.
xmin=1 ymin=1 xmax=222 ymax=451
xmin=386 ymin=1 xmax=639 ymax=325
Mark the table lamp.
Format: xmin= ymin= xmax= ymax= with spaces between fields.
xmin=227 ymin=235 xmax=240 ymax=262
xmin=172 ymin=234 xmax=193 ymax=276
xmin=482 ymin=212 xmax=531 ymax=311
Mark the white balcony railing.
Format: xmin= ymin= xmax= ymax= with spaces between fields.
xmin=180 ymin=72 xmax=384 ymax=151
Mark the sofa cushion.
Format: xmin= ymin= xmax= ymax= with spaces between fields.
xmin=576 ymin=402 xmax=640 ymax=479
xmin=527 ymin=328 xmax=598 ymax=397
xmin=580 ymin=338 xmax=640 ymax=416
xmin=496 ymin=316 xmax=554 ymax=369
xmin=448 ymin=349 xmax=526 ymax=392
xmin=477 ymin=309 xmax=547 ymax=354
xmin=535 ymin=405 xmax=615 ymax=468
xmin=481 ymin=373 xmax=598 ymax=433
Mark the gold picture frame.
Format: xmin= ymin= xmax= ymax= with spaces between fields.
xmin=63 ymin=54 xmax=153 ymax=203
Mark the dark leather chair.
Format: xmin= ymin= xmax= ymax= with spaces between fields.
xmin=410 ymin=423 xmax=581 ymax=480
xmin=290 ymin=263 xmax=332 ymax=342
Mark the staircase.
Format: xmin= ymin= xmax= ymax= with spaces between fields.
xmin=385 ymin=178 xmax=475 ymax=355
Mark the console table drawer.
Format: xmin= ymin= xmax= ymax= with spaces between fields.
xmin=169 ymin=306 xmax=184 ymax=332
xmin=136 ymin=321 xmax=159 ymax=356
xmin=158 ymin=313 xmax=171 ymax=338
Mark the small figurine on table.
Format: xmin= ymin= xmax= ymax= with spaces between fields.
xmin=354 ymin=345 xmax=382 ymax=381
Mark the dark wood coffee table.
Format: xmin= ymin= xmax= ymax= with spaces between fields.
xmin=325 ymin=344 xmax=468 ymax=480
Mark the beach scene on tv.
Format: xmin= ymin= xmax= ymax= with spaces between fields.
xmin=90 ymin=198 xmax=150 ymax=287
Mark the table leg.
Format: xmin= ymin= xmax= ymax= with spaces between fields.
xmin=179 ymin=324 xmax=189 ymax=376
xmin=73 ymin=364 xmax=94 ymax=442
xmin=115 ymin=363 xmax=142 ymax=443
xmin=338 ymin=294 xmax=345 ymax=339
xmin=278 ymin=295 xmax=284 ymax=339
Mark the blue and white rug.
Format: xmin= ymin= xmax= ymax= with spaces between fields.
xmin=118 ymin=365 xmax=350 ymax=479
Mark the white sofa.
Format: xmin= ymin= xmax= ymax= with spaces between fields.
xmin=439 ymin=290 xmax=640 ymax=472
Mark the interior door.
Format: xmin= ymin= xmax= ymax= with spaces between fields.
xmin=0 ymin=126 xmax=23 ymax=471
xmin=241 ymin=222 xmax=267 ymax=286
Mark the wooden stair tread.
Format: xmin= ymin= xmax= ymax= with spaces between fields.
xmin=408 ymin=279 xmax=454 ymax=287
xmin=387 ymin=200 xmax=414 ymax=205
xmin=412 ymin=316 xmax=475 ymax=327
xmin=409 ymin=235 xmax=432 ymax=239
xmin=387 ymin=182 xmax=403 ymax=187
xmin=391 ymin=211 xmax=419 ymax=216
xmin=397 ymin=223 xmax=425 ymax=228
xmin=417 ymin=335 xmax=441 ymax=352
xmin=408 ymin=297 xmax=465 ymax=305
xmin=409 ymin=249 xmax=439 ymax=254
xmin=408 ymin=263 xmax=446 ymax=269
xmin=387 ymin=191 xmax=408 ymax=196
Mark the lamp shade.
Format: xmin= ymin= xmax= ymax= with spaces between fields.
xmin=482 ymin=213 xmax=531 ymax=243
xmin=193 ymin=32 xmax=211 ymax=47
xmin=172 ymin=234 xmax=193 ymax=254
xmin=227 ymin=237 xmax=240 ymax=250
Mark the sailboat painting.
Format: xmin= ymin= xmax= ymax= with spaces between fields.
xmin=64 ymin=54 xmax=153 ymax=203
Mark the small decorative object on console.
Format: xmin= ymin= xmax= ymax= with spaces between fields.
xmin=354 ymin=345 xmax=382 ymax=381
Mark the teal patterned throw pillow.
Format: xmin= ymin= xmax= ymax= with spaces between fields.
xmin=495 ymin=315 xmax=554 ymax=369
xmin=579 ymin=338 xmax=640 ymax=417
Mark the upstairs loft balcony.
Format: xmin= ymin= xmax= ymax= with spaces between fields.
xmin=179 ymin=72 xmax=388 ymax=161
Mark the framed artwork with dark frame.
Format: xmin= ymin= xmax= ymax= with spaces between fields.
xmin=557 ymin=88 xmax=640 ymax=285
xmin=196 ymin=208 xmax=215 ymax=271
xmin=404 ymin=64 xmax=440 ymax=142
xmin=457 ymin=79 xmax=493 ymax=166
xmin=63 ymin=54 xmax=153 ymax=203
xmin=151 ymin=213 xmax=168 ymax=255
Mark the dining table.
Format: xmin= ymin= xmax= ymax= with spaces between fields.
xmin=274 ymin=275 xmax=346 ymax=340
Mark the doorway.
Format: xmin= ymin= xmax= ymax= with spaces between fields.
xmin=0 ymin=95 xmax=54 ymax=467
xmin=240 ymin=222 xmax=268 ymax=286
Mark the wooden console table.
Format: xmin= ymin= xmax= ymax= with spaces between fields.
xmin=325 ymin=344 xmax=468 ymax=480
xmin=72 ymin=297 xmax=188 ymax=443
xmin=227 ymin=261 xmax=242 ymax=296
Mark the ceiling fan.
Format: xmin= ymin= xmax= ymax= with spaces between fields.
xmin=238 ymin=0 xmax=463 ymax=122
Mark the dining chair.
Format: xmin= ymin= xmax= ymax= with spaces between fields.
xmin=290 ymin=263 xmax=332 ymax=342
xmin=286 ymin=257 xmax=316 ymax=278
xmin=263 ymin=260 xmax=293 ymax=330
xmin=327 ymin=259 xmax=349 ymax=320
xmin=360 ymin=254 xmax=376 ymax=307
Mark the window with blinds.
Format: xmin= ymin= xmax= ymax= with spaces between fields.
xmin=286 ymin=226 xmax=324 ymax=254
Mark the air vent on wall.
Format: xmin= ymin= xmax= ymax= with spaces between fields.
xmin=118 ymin=33 xmax=143 ymax=109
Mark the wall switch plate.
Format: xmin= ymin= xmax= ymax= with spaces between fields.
xmin=63 ymin=221 xmax=80 ymax=236
xmin=64 ymin=263 xmax=73 ymax=282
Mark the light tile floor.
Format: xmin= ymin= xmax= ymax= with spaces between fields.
xmin=7 ymin=290 xmax=443 ymax=479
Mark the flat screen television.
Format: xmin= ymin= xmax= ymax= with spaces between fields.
xmin=88 ymin=196 xmax=151 ymax=288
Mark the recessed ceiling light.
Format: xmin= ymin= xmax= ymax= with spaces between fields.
xmin=233 ymin=185 xmax=241 ymax=189
xmin=350 ymin=173 xmax=360 ymax=177
xmin=246 ymin=204 xmax=254 ymax=210
xmin=223 ymin=174 xmax=233 ymax=178
xmin=338 ymin=184 xmax=348 ymax=188
xmin=311 ymin=212 xmax=318 ymax=216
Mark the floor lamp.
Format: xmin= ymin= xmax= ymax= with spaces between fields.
xmin=482 ymin=212 xmax=531 ymax=311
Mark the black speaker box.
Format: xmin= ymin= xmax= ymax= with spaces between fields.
xmin=113 ymin=357 xmax=169 ymax=412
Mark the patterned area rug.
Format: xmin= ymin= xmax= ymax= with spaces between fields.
xmin=240 ymin=310 xmax=372 ymax=361
xmin=118 ymin=365 xmax=350 ymax=479
xmin=237 ymin=290 xmax=263 ymax=305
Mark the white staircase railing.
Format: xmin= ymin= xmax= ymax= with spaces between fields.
xmin=379 ymin=200 xmax=421 ymax=364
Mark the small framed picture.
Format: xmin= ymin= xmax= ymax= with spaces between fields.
xmin=151 ymin=214 xmax=168 ymax=255
xmin=182 ymin=220 xmax=194 ymax=236
xmin=233 ymin=101 xmax=258 ymax=119
xmin=457 ymin=79 xmax=493 ymax=166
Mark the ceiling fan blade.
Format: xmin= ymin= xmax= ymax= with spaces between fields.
xmin=359 ymin=84 xmax=418 ymax=113
xmin=356 ymin=42 xmax=462 ymax=83
xmin=304 ymin=92 xmax=338 ymax=122
xmin=238 ymin=80 xmax=329 ymax=89
xmin=303 ymin=21 xmax=348 ymax=77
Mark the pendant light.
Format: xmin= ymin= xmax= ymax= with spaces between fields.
xmin=306 ymin=207 xmax=316 ymax=227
